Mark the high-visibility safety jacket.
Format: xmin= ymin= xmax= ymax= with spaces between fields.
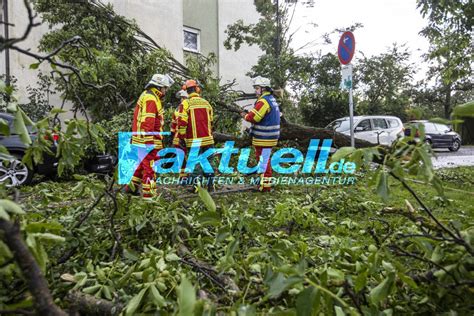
xmin=132 ymin=87 xmax=165 ymax=149
xmin=170 ymin=105 xmax=182 ymax=146
xmin=177 ymin=92 xmax=214 ymax=147
xmin=244 ymin=92 xmax=281 ymax=147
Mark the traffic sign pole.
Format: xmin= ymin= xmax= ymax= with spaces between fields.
xmin=349 ymin=84 xmax=354 ymax=147
xmin=337 ymin=31 xmax=356 ymax=147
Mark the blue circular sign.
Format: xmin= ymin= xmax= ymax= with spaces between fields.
xmin=338 ymin=31 xmax=355 ymax=65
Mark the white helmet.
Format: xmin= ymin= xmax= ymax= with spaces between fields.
xmin=251 ymin=76 xmax=271 ymax=88
xmin=147 ymin=74 xmax=175 ymax=88
xmin=175 ymin=90 xmax=188 ymax=99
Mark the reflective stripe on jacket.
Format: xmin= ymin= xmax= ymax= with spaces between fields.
xmin=177 ymin=92 xmax=214 ymax=147
xmin=246 ymin=92 xmax=280 ymax=147
xmin=131 ymin=87 xmax=164 ymax=149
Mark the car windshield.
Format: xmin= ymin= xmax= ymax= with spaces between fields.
xmin=326 ymin=119 xmax=351 ymax=132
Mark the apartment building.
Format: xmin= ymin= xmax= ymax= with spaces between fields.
xmin=0 ymin=0 xmax=262 ymax=110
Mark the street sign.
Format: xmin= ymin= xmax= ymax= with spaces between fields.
xmin=337 ymin=31 xmax=356 ymax=147
xmin=337 ymin=31 xmax=355 ymax=65
xmin=340 ymin=64 xmax=353 ymax=90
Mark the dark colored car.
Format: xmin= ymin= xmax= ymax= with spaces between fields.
xmin=404 ymin=120 xmax=461 ymax=152
xmin=0 ymin=113 xmax=116 ymax=186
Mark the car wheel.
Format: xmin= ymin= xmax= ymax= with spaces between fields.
xmin=449 ymin=139 xmax=461 ymax=152
xmin=0 ymin=155 xmax=34 ymax=186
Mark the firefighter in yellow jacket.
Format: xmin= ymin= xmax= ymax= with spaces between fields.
xmin=126 ymin=73 xmax=174 ymax=198
xmin=176 ymin=80 xmax=214 ymax=190
xmin=176 ymin=80 xmax=214 ymax=148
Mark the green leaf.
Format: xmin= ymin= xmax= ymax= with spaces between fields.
xmin=21 ymin=111 xmax=35 ymax=126
xmin=197 ymin=185 xmax=216 ymax=212
xmin=296 ymin=286 xmax=318 ymax=316
xmin=25 ymin=221 xmax=63 ymax=234
xmin=331 ymin=147 xmax=355 ymax=163
xmin=83 ymin=284 xmax=101 ymax=295
xmin=347 ymin=149 xmax=363 ymax=170
xmin=369 ymin=272 xmax=395 ymax=305
xmin=327 ymin=268 xmax=345 ymax=281
xmin=0 ymin=206 xmax=10 ymax=221
xmin=102 ymin=285 xmax=112 ymax=300
xmin=50 ymin=108 xmax=67 ymax=114
xmin=0 ymin=118 xmax=10 ymax=136
xmin=354 ymin=270 xmax=368 ymax=292
xmin=382 ymin=261 xmax=395 ymax=273
xmin=0 ymin=240 xmax=12 ymax=259
xmin=431 ymin=245 xmax=443 ymax=264
xmin=29 ymin=63 xmax=40 ymax=70
xmin=149 ymin=284 xmax=165 ymax=307
xmin=0 ymin=200 xmax=25 ymax=215
xmin=224 ymin=238 xmax=239 ymax=264
xmin=375 ymin=171 xmax=389 ymax=201
xmin=397 ymin=272 xmax=418 ymax=289
xmin=13 ymin=109 xmax=31 ymax=145
xmin=31 ymin=233 xmax=65 ymax=243
xmin=6 ymin=103 xmax=17 ymax=113
xmin=125 ymin=287 xmax=147 ymax=316
xmin=197 ymin=211 xmax=221 ymax=226
xmin=177 ymin=275 xmax=196 ymax=316
xmin=266 ymin=272 xmax=303 ymax=299
xmin=334 ymin=306 xmax=345 ymax=316
xmin=165 ymin=253 xmax=180 ymax=261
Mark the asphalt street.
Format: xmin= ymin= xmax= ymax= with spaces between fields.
xmin=431 ymin=146 xmax=474 ymax=169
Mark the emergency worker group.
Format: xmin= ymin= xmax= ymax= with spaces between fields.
xmin=124 ymin=73 xmax=280 ymax=199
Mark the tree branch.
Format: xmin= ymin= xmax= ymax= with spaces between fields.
xmin=389 ymin=172 xmax=473 ymax=255
xmin=0 ymin=219 xmax=66 ymax=316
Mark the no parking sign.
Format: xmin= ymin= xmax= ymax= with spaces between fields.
xmin=338 ymin=31 xmax=355 ymax=65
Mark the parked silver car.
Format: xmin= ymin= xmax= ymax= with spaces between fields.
xmin=326 ymin=115 xmax=404 ymax=145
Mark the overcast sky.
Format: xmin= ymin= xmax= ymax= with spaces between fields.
xmin=288 ymin=0 xmax=430 ymax=79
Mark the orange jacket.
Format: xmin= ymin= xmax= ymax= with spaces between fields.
xmin=132 ymin=87 xmax=164 ymax=149
xmin=177 ymin=92 xmax=214 ymax=147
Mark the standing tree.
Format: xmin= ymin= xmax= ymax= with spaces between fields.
xmin=355 ymin=45 xmax=414 ymax=122
xmin=224 ymin=0 xmax=315 ymax=121
xmin=298 ymin=53 xmax=350 ymax=127
xmin=417 ymin=0 xmax=473 ymax=118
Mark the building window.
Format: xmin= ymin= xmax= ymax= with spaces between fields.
xmin=183 ymin=26 xmax=200 ymax=53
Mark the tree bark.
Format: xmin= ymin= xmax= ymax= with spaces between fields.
xmin=213 ymin=120 xmax=376 ymax=149
xmin=66 ymin=292 xmax=123 ymax=316
xmin=0 ymin=219 xmax=66 ymax=316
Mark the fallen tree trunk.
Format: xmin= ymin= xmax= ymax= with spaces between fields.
xmin=213 ymin=120 xmax=376 ymax=149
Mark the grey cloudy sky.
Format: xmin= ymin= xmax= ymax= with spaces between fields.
xmin=288 ymin=0 xmax=430 ymax=78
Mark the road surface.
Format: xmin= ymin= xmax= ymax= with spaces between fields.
xmin=431 ymin=146 xmax=474 ymax=169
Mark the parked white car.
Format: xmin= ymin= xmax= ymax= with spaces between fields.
xmin=325 ymin=115 xmax=404 ymax=145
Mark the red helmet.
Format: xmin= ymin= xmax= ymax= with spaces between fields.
xmin=184 ymin=79 xmax=200 ymax=89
